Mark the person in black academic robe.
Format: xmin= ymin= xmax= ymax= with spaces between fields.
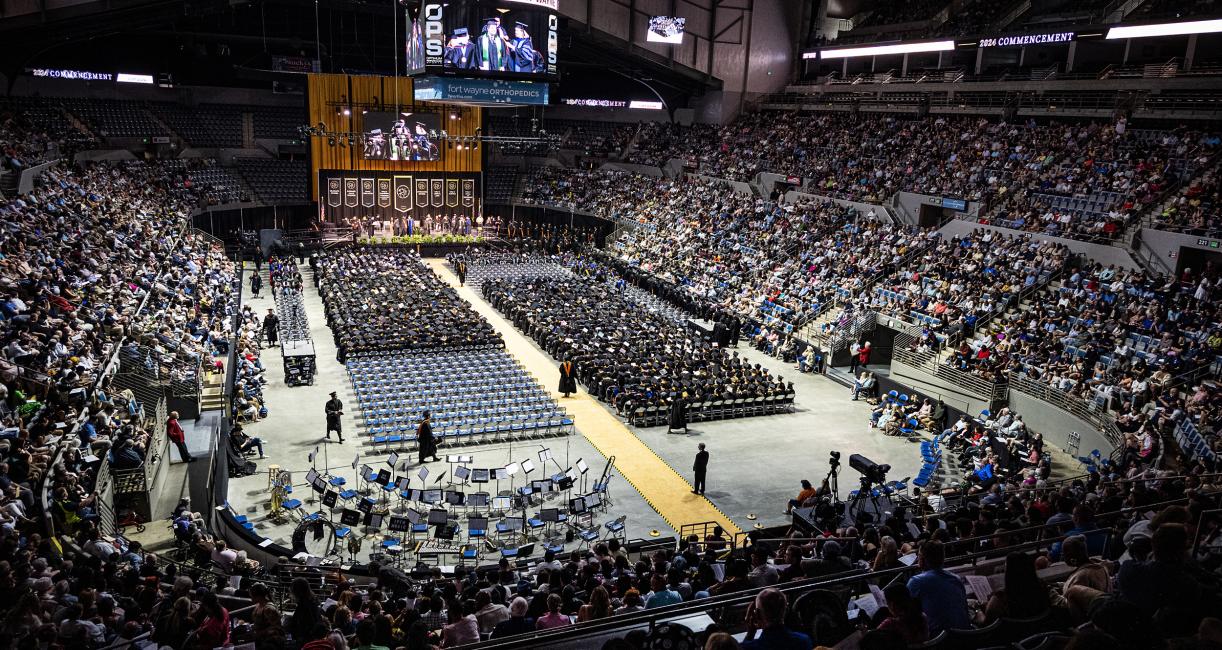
xmin=507 ymin=22 xmax=540 ymax=73
xmin=668 ymin=393 xmax=688 ymax=434
xmin=417 ymin=411 xmax=439 ymax=464
xmin=443 ymin=28 xmax=477 ymax=69
xmin=457 ymin=260 xmax=467 ymax=286
xmin=474 ymin=19 xmax=510 ymax=72
xmin=558 ymin=359 xmax=577 ymax=397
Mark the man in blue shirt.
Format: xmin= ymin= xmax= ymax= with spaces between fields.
xmin=906 ymin=540 xmax=971 ymax=635
xmin=644 ymin=573 xmax=683 ymax=609
xmin=741 ymin=588 xmax=813 ymax=650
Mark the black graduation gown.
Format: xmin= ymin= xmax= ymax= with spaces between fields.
xmin=558 ymin=361 xmax=577 ymax=394
xmin=474 ymin=34 xmax=509 ymax=71
xmin=417 ymin=420 xmax=437 ymax=461
xmin=668 ymin=398 xmax=688 ymax=431
xmin=443 ymin=42 xmax=477 ymax=69
xmin=509 ymin=37 xmax=539 ymax=73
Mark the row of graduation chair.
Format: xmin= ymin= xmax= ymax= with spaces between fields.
xmin=370 ymin=416 xmax=574 ymax=450
xmin=628 ymin=393 xmax=795 ymax=426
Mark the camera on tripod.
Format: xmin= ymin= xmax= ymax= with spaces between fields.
xmin=849 ymin=453 xmax=890 ymax=485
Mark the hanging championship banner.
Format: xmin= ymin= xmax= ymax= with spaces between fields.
xmin=393 ymin=176 xmax=412 ymax=213
xmin=327 ymin=178 xmax=342 ymax=207
xmin=320 ymin=170 xmax=481 ymax=225
xmin=414 ymin=178 xmax=429 ymax=207
xmin=360 ymin=178 xmax=376 ymax=207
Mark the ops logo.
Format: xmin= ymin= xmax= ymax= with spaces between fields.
xmin=547 ymin=14 xmax=558 ymax=66
xmin=423 ymin=3 xmax=445 ymax=57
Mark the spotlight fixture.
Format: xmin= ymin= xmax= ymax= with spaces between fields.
xmin=327 ymin=137 xmax=336 ymax=146
xmin=450 ymin=112 xmax=457 ymax=120
xmin=342 ymin=108 xmax=351 ymax=117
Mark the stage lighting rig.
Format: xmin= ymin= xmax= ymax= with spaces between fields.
xmin=299 ymin=123 xmax=561 ymax=150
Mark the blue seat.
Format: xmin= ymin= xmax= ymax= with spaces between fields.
xmin=282 ymin=499 xmax=302 ymax=511
xmin=329 ymin=477 xmax=347 ymax=487
xmin=335 ymin=527 xmax=352 ymax=538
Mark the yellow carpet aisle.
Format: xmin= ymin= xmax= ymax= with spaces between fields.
xmin=429 ymin=260 xmax=743 ymax=536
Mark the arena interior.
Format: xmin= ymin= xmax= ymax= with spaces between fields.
xmin=3 ymin=0 xmax=1222 ymax=648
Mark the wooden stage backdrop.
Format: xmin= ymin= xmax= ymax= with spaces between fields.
xmin=307 ymin=73 xmax=483 ymax=204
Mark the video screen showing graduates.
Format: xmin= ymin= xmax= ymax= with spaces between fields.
xmin=417 ymin=0 xmax=559 ymax=80
xmin=361 ymin=111 xmax=441 ymax=161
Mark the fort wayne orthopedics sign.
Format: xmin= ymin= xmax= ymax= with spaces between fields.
xmin=978 ymin=32 xmax=1076 ymax=48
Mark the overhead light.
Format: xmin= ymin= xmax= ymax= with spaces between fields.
xmin=342 ymin=108 xmax=351 ymax=116
xmin=116 ymin=73 xmax=154 ymax=84
xmin=816 ymin=40 xmax=956 ymax=60
xmin=1106 ymin=18 xmax=1222 ymax=39
xmin=450 ymin=112 xmax=458 ymax=120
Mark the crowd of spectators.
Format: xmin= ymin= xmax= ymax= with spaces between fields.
xmin=0 ymin=107 xmax=286 ymax=648
xmin=872 ymin=229 xmax=1070 ymax=340
xmin=945 ymin=259 xmax=1222 ymax=457
xmin=1151 ymin=158 xmax=1222 ymax=235
xmin=605 ymin=112 xmax=1220 ymax=243
xmin=171 ymin=464 xmax=1217 ymax=650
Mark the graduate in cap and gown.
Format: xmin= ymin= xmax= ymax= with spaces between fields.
xmin=474 ymin=18 xmax=510 ymax=71
xmin=668 ymin=391 xmax=689 ymax=434
xmin=444 ymin=27 xmax=477 ymax=69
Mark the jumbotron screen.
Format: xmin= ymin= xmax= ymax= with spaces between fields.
xmin=361 ymin=111 xmax=441 ymax=161
xmin=646 ymin=16 xmax=685 ymax=44
xmin=415 ymin=0 xmax=559 ymax=80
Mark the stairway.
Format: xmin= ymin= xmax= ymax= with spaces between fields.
xmin=200 ymin=371 xmax=226 ymax=412
xmin=0 ymin=170 xmax=16 ymax=198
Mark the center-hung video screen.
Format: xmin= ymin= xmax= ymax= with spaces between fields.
xmin=361 ymin=111 xmax=441 ymax=161
xmin=412 ymin=0 xmax=560 ymax=80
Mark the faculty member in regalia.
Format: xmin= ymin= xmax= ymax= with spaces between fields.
xmin=559 ymin=358 xmax=577 ymax=398
xmin=417 ymin=410 xmax=439 ymax=464
xmin=507 ymin=21 xmax=540 ymax=73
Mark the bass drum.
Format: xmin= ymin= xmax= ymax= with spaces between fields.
xmin=290 ymin=516 xmax=342 ymax=560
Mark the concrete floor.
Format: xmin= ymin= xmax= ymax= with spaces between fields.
xmin=225 ymin=263 xmax=673 ymax=562
xmin=229 ymin=257 xmax=1074 ymax=562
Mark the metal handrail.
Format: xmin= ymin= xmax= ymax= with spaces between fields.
xmin=1007 ymin=372 xmax=1123 ymax=448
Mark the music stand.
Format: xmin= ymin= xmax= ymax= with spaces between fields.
xmin=387 ymin=453 xmax=399 ymax=468
xmin=472 ymin=469 xmax=490 ymax=484
xmin=576 ymin=458 xmax=590 ymax=493
xmin=454 ymin=466 xmax=471 ymax=487
xmin=521 ymin=459 xmax=536 ymax=476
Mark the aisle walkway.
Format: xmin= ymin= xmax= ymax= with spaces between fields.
xmin=428 ymin=260 xmax=743 ymax=536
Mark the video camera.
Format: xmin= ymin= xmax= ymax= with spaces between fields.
xmin=849 ymin=453 xmax=890 ymax=485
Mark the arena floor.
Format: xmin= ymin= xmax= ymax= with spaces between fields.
xmin=225 ymin=257 xmax=1066 ymax=564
